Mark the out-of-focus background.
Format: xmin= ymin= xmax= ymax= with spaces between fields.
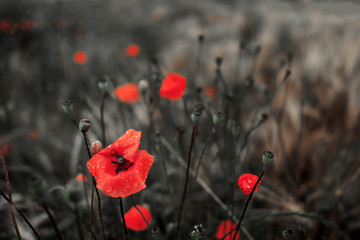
xmin=1 ymin=0 xmax=360 ymax=239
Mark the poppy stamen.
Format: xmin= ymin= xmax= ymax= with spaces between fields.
xmin=111 ymin=155 xmax=134 ymax=175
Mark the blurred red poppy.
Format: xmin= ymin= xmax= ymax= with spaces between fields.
xmin=125 ymin=205 xmax=151 ymax=231
xmin=126 ymin=44 xmax=140 ymax=57
xmin=114 ymin=83 xmax=140 ymax=103
xmin=73 ymin=51 xmax=87 ymax=65
xmin=18 ymin=19 xmax=33 ymax=31
xmin=215 ymin=220 xmax=239 ymax=240
xmin=75 ymin=174 xmax=88 ymax=182
xmin=238 ymin=173 xmax=260 ymax=195
xmin=204 ymin=85 xmax=217 ymax=98
xmin=0 ymin=20 xmax=11 ymax=33
xmin=87 ymin=129 xmax=154 ymax=197
xmin=159 ymin=72 xmax=187 ymax=100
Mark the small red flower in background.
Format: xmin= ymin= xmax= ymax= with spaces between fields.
xmin=114 ymin=83 xmax=140 ymax=103
xmin=125 ymin=44 xmax=140 ymax=57
xmin=204 ymin=85 xmax=217 ymax=99
xmin=215 ymin=220 xmax=239 ymax=240
xmin=159 ymin=72 xmax=187 ymax=100
xmin=238 ymin=173 xmax=260 ymax=195
xmin=18 ymin=19 xmax=33 ymax=31
xmin=75 ymin=173 xmax=88 ymax=182
xmin=0 ymin=20 xmax=11 ymax=33
xmin=124 ymin=205 xmax=151 ymax=231
xmin=73 ymin=50 xmax=87 ymax=65
xmin=28 ymin=130 xmax=39 ymax=140
xmin=87 ymin=129 xmax=154 ymax=197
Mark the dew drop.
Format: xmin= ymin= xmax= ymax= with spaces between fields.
xmin=134 ymin=183 xmax=138 ymax=187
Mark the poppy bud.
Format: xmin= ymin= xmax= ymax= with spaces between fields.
xmin=262 ymin=150 xmax=275 ymax=166
xmin=139 ymin=79 xmax=149 ymax=94
xmin=91 ymin=141 xmax=102 ymax=155
xmin=282 ymin=227 xmax=295 ymax=240
xmin=79 ymin=119 xmax=91 ymax=133
xmin=98 ymin=80 xmax=108 ymax=92
xmin=231 ymin=125 xmax=240 ymax=137
xmin=151 ymin=226 xmax=160 ymax=236
xmin=198 ymin=34 xmax=204 ymax=44
xmin=259 ymin=113 xmax=268 ymax=124
xmin=28 ymin=175 xmax=47 ymax=198
xmin=62 ymin=100 xmax=73 ymax=114
xmin=46 ymin=186 xmax=69 ymax=210
xmin=215 ymin=57 xmax=222 ymax=67
xmin=66 ymin=179 xmax=83 ymax=203
xmin=227 ymin=119 xmax=236 ymax=131
xmin=212 ymin=112 xmax=222 ymax=125
xmin=191 ymin=104 xmax=205 ymax=124
xmin=245 ymin=75 xmax=254 ymax=87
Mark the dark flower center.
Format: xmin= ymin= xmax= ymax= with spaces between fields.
xmin=111 ymin=155 xmax=134 ymax=175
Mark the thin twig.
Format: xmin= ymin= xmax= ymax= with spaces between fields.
xmin=100 ymin=93 xmax=107 ymax=146
xmin=0 ymin=145 xmax=21 ymax=240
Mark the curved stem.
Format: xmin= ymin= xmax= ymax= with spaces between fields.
xmin=42 ymin=202 xmax=63 ymax=240
xmin=0 ymin=146 xmax=21 ymax=240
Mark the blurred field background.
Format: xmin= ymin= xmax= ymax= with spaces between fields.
xmin=1 ymin=0 xmax=360 ymax=239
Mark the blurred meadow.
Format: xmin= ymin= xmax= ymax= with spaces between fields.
xmin=1 ymin=0 xmax=360 ymax=239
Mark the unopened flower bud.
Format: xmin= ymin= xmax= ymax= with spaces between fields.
xmin=98 ymin=80 xmax=108 ymax=91
xmin=262 ymin=150 xmax=275 ymax=166
xmin=62 ymin=100 xmax=73 ymax=114
xmin=191 ymin=104 xmax=205 ymax=124
xmin=79 ymin=119 xmax=91 ymax=133
xmin=232 ymin=125 xmax=240 ymax=137
xmin=259 ymin=113 xmax=268 ymax=124
xmin=28 ymin=175 xmax=47 ymax=197
xmin=227 ymin=119 xmax=236 ymax=131
xmin=212 ymin=112 xmax=222 ymax=125
xmin=91 ymin=141 xmax=102 ymax=155
xmin=139 ymin=79 xmax=149 ymax=94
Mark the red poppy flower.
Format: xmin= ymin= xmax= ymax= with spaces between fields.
xmin=124 ymin=205 xmax=151 ymax=231
xmin=159 ymin=72 xmax=187 ymax=100
xmin=87 ymin=129 xmax=154 ymax=197
xmin=125 ymin=44 xmax=140 ymax=57
xmin=75 ymin=173 xmax=88 ymax=182
xmin=0 ymin=20 xmax=11 ymax=32
xmin=73 ymin=50 xmax=87 ymax=65
xmin=238 ymin=173 xmax=260 ymax=195
xmin=204 ymin=85 xmax=217 ymax=99
xmin=215 ymin=220 xmax=239 ymax=240
xmin=114 ymin=83 xmax=140 ymax=103
xmin=18 ymin=19 xmax=33 ymax=31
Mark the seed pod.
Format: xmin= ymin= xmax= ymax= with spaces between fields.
xmin=62 ymin=100 xmax=73 ymax=114
xmin=262 ymin=151 xmax=275 ymax=166
xmin=79 ymin=119 xmax=91 ymax=133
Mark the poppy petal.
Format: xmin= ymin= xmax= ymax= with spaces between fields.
xmin=125 ymin=205 xmax=151 ymax=231
xmin=159 ymin=72 xmax=187 ymax=100
xmin=238 ymin=173 xmax=260 ymax=195
xmin=114 ymin=83 xmax=140 ymax=103
xmin=215 ymin=220 xmax=239 ymax=240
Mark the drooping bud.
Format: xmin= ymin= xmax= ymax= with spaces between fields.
xmin=98 ymin=79 xmax=108 ymax=92
xmin=212 ymin=112 xmax=222 ymax=125
xmin=79 ymin=119 xmax=91 ymax=133
xmin=91 ymin=141 xmax=102 ymax=155
xmin=262 ymin=150 xmax=275 ymax=166
xmin=62 ymin=100 xmax=73 ymax=114
xmin=191 ymin=103 xmax=205 ymax=124
xmin=139 ymin=79 xmax=149 ymax=95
